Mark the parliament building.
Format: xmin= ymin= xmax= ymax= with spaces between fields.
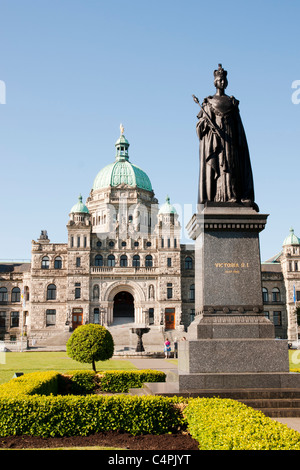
xmin=0 ymin=130 xmax=299 ymax=350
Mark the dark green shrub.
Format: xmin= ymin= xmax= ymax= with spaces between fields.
xmin=97 ymin=370 xmax=166 ymax=393
xmin=66 ymin=324 xmax=114 ymax=371
xmin=65 ymin=370 xmax=97 ymax=394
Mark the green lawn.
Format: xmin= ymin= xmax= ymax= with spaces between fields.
xmin=0 ymin=350 xmax=298 ymax=386
xmin=0 ymin=351 xmax=138 ymax=385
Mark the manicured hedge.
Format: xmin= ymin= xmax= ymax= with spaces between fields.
xmin=62 ymin=369 xmax=166 ymax=394
xmin=2 ymin=371 xmax=300 ymax=449
xmin=184 ymin=397 xmax=300 ymax=450
xmin=0 ymin=371 xmax=60 ymax=397
xmin=0 ymin=394 xmax=186 ymax=437
xmin=96 ymin=369 xmax=166 ymax=393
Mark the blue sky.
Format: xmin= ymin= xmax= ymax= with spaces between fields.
xmin=0 ymin=0 xmax=299 ymax=262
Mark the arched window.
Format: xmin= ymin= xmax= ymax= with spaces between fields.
xmin=41 ymin=256 xmax=49 ymax=269
xmin=107 ymin=254 xmax=115 ymax=267
xmin=189 ymin=284 xmax=195 ymax=301
xmin=95 ymin=255 xmax=103 ymax=267
xmin=47 ymin=284 xmax=56 ymax=300
xmin=272 ymin=287 xmax=280 ymax=302
xmin=93 ymin=284 xmax=99 ymax=300
xmin=133 ymin=255 xmax=140 ymax=267
xmin=145 ymin=255 xmax=153 ymax=267
xmin=262 ymin=287 xmax=268 ymax=302
xmin=0 ymin=287 xmax=8 ymax=302
xmin=11 ymin=287 xmax=20 ymax=303
xmin=54 ymin=256 xmax=62 ymax=269
xmin=185 ymin=256 xmax=193 ymax=270
xmin=120 ymin=255 xmax=128 ymax=267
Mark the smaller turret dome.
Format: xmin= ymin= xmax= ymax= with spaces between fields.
xmin=283 ymin=227 xmax=300 ymax=246
xmin=70 ymin=194 xmax=89 ymax=214
xmin=158 ymin=196 xmax=177 ymax=215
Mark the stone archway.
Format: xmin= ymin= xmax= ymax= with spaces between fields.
xmin=103 ymin=281 xmax=147 ymax=326
xmin=113 ymin=291 xmax=134 ymax=321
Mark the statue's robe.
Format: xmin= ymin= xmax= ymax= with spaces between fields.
xmin=197 ymin=94 xmax=255 ymax=205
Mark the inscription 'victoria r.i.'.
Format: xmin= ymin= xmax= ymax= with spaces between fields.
xmin=215 ymin=262 xmax=249 ymax=268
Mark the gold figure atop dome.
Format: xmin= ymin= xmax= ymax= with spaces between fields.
xmin=120 ymin=123 xmax=124 ymax=135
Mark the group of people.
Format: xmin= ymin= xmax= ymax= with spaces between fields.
xmin=164 ymin=336 xmax=186 ymax=358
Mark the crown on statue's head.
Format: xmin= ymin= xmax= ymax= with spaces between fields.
xmin=214 ymin=64 xmax=227 ymax=79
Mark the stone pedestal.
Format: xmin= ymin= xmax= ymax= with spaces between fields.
xmin=176 ymin=203 xmax=300 ymax=391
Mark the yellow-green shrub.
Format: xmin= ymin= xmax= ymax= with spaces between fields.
xmin=0 ymin=371 xmax=59 ymax=397
xmin=185 ymin=397 xmax=300 ymax=450
xmin=0 ymin=394 xmax=186 ymax=437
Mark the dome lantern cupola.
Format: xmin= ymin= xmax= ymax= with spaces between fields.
xmin=283 ymin=227 xmax=300 ymax=246
xmin=115 ymin=123 xmax=130 ymax=161
xmin=92 ymin=127 xmax=152 ymax=192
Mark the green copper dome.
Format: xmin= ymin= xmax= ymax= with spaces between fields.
xmin=158 ymin=196 xmax=177 ymax=215
xmin=92 ymin=131 xmax=152 ymax=192
xmin=283 ymin=227 xmax=300 ymax=246
xmin=70 ymin=194 xmax=89 ymax=214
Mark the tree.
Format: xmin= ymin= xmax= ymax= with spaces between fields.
xmin=66 ymin=324 xmax=114 ymax=372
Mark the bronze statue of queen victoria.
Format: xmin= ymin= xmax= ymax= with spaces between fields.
xmin=195 ymin=64 xmax=255 ymax=208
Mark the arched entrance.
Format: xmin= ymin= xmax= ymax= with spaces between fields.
xmin=113 ymin=291 xmax=134 ymax=324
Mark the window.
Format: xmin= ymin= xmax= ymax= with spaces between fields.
xmin=133 ymin=255 xmax=140 ymax=267
xmin=272 ymin=288 xmax=280 ymax=302
xmin=41 ymin=256 xmax=49 ymax=269
xmin=167 ymin=239 xmax=171 ymax=248
xmin=77 ymin=236 xmax=80 ymax=248
xmin=76 ymin=257 xmax=81 ymax=267
xmin=121 ymin=241 xmax=126 ymax=247
xmin=47 ymin=284 xmax=56 ymax=300
xmin=273 ymin=311 xmax=282 ymax=326
xmin=84 ymin=236 xmax=87 ymax=248
xmin=167 ymin=258 xmax=172 ymax=267
xmin=46 ymin=309 xmax=56 ymax=326
xmin=0 ymin=288 xmax=8 ymax=302
xmin=95 ymin=255 xmax=103 ymax=267
xmin=264 ymin=311 xmax=270 ymax=319
xmin=96 ymin=240 xmax=102 ymax=247
xmin=71 ymin=236 xmax=74 ymax=248
xmin=262 ymin=287 xmax=268 ymax=302
xmin=54 ymin=256 xmax=62 ymax=269
xmin=134 ymin=241 xmax=139 ymax=247
xmin=149 ymin=308 xmax=154 ymax=325
xmin=94 ymin=308 xmax=100 ymax=324
xmin=11 ymin=287 xmax=20 ymax=303
xmin=167 ymin=283 xmax=173 ymax=299
xmin=297 ymin=291 xmax=300 ymax=302
xmin=161 ymin=238 xmax=164 ymax=248
xmin=189 ymin=284 xmax=195 ymax=301
xmin=185 ymin=257 xmax=193 ymax=270
xmin=0 ymin=312 xmax=6 ymax=328
xmin=107 ymin=254 xmax=115 ymax=267
xmin=75 ymin=287 xmax=81 ymax=299
xmin=145 ymin=255 xmax=153 ymax=267
xmin=10 ymin=312 xmax=19 ymax=328
xmin=174 ymin=239 xmax=177 ymax=248
xmin=295 ymin=262 xmax=299 ymax=271
xmin=120 ymin=255 xmax=128 ymax=267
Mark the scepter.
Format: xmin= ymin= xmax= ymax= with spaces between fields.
xmin=192 ymin=94 xmax=222 ymax=139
